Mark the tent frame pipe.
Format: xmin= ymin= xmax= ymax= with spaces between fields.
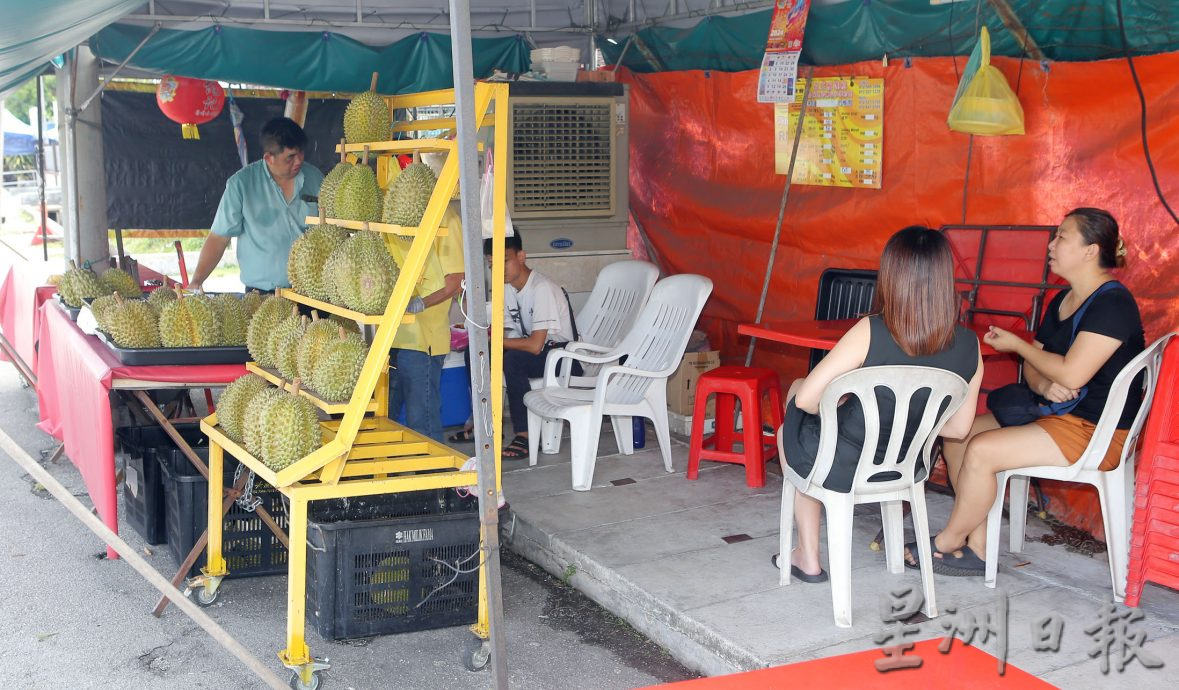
xmin=36 ymin=75 xmax=49 ymax=262
xmin=75 ymin=23 xmax=160 ymax=116
xmin=449 ymin=0 xmax=509 ymax=686
xmin=745 ymin=69 xmax=814 ymax=367
xmin=121 ymin=14 xmax=587 ymax=34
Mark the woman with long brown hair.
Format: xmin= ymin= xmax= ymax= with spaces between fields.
xmin=774 ymin=226 xmax=984 ymax=581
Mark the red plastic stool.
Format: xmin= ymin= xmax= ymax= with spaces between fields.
xmin=687 ymin=366 xmax=783 ymax=488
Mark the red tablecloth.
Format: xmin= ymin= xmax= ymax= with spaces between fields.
xmin=0 ymin=251 xmax=56 ymax=376
xmin=36 ymin=303 xmax=246 ymax=558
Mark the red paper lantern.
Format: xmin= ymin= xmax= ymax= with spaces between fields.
xmin=156 ymin=76 xmax=225 ymax=140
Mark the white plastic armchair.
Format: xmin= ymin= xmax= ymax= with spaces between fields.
xmin=532 ymin=260 xmax=660 ymax=453
xmin=984 ymin=332 xmax=1175 ymax=602
xmin=778 ymin=366 xmax=969 ymax=628
xmin=524 ymin=274 xmax=713 ymax=491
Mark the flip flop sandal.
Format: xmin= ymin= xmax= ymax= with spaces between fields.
xmin=447 ymin=428 xmax=475 ymax=443
xmin=904 ymin=535 xmax=940 ymax=570
xmin=931 ymin=544 xmax=986 ymax=577
xmin=770 ymin=553 xmax=829 ymax=583
xmin=501 ymin=435 xmax=529 ymax=460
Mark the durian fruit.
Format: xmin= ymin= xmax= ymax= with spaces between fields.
xmin=103 ymin=295 xmax=161 ymax=349
xmin=58 ymin=261 xmax=105 ymax=307
xmin=288 ymin=224 xmax=348 ymax=301
xmin=329 ymin=314 xmax=362 ymax=334
xmin=331 ymin=231 xmax=399 ymax=314
xmin=216 ymin=374 xmax=270 ymax=443
xmin=296 ymin=314 xmax=339 ymax=383
xmin=269 ymin=310 xmax=310 ymax=381
xmin=334 ymin=151 xmax=382 ymax=222
xmin=89 ymin=293 xmax=121 ymax=330
xmin=310 ymin=328 xmax=368 ymax=401
xmin=158 ymin=289 xmax=221 ymax=347
xmin=382 ymin=162 xmax=438 ymax=229
xmin=99 ymin=268 xmax=142 ymax=298
xmin=343 ymin=73 xmax=391 ymax=145
xmin=214 ymin=294 xmax=249 ymax=346
xmin=146 ymin=286 xmax=178 ymax=313
xmin=318 ymin=141 xmax=351 ymax=219
xmin=246 ymin=296 xmax=291 ymax=367
xmin=258 ymin=380 xmax=321 ymax=471
xmin=241 ymin=290 xmax=265 ymax=319
xmin=242 ymin=387 xmax=286 ymax=459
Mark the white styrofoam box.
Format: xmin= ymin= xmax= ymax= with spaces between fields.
xmin=541 ymin=62 xmax=580 ymax=81
xmin=667 ymin=410 xmax=715 ymax=437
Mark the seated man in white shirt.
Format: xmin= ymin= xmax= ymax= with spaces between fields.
xmin=484 ymin=230 xmax=578 ymax=459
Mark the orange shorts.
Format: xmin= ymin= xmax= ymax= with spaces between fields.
xmin=1032 ymin=414 xmax=1128 ymax=471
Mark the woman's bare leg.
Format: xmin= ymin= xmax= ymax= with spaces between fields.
xmin=936 ymin=423 xmax=1069 ymax=558
xmin=780 ymin=378 xmax=824 ymax=574
xmin=942 ymin=413 xmax=1000 ymax=490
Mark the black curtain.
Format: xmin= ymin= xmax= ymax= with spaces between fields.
xmin=102 ymin=90 xmax=346 ymax=229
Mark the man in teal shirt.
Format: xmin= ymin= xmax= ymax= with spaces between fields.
xmin=190 ymin=117 xmax=324 ymax=292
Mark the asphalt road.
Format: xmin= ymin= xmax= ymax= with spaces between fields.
xmin=0 ymin=364 xmax=696 ymax=689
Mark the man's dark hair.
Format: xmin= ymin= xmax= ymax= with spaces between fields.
xmin=483 ymin=227 xmax=524 ymax=255
xmin=260 ymin=117 xmax=308 ymax=155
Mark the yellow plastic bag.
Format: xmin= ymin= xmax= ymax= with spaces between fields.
xmin=947 ymin=26 xmax=1025 ymax=136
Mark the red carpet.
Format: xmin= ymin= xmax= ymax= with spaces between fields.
xmin=645 ymin=638 xmax=1055 ymax=689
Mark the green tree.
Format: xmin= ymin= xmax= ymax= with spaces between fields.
xmin=5 ymin=75 xmax=56 ymax=125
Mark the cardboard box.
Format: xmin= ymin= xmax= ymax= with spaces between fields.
xmin=666 ymin=351 xmax=720 ymax=416
xmin=577 ymin=69 xmax=617 ymax=83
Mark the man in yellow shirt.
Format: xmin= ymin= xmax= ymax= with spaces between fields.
xmin=387 ymin=201 xmax=465 ymax=441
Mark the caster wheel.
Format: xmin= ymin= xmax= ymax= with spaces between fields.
xmin=289 ymin=671 xmax=321 ymax=690
xmin=192 ymin=586 xmax=219 ymax=607
xmin=463 ymin=637 xmax=490 ymax=672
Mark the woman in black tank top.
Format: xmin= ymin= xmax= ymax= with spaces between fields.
xmin=774 ymin=227 xmax=984 ymax=582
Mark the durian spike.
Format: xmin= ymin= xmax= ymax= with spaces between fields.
xmin=291 ymin=379 xmax=303 ymax=396
xmin=369 ymin=72 xmax=379 ymax=91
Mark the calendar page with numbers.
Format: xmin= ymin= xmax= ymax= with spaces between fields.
xmin=774 ymin=77 xmax=884 ymax=189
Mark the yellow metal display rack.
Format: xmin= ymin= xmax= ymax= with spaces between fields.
xmin=196 ymin=83 xmax=509 ymax=689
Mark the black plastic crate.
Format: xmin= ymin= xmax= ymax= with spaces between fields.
xmin=116 ymin=423 xmax=208 ymax=545
xmin=159 ymin=446 xmax=289 ymax=578
xmin=305 ymin=490 xmax=479 ymax=640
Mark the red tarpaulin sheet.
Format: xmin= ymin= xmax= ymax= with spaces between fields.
xmin=622 ymin=52 xmax=1179 ymax=538
xmin=36 ymin=303 xmax=245 ymax=558
xmin=0 ymin=247 xmax=56 ymax=376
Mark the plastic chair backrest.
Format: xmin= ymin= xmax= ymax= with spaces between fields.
xmin=1074 ymin=333 xmax=1175 ymax=473
xmin=575 ymin=260 xmax=659 ymax=349
xmin=811 ymin=366 xmax=969 ymax=495
xmin=604 ymin=274 xmax=713 ymax=405
xmin=811 ymin=268 xmax=878 ymax=370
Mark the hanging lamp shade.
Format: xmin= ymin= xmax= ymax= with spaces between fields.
xmin=156 ymin=76 xmax=226 ymax=140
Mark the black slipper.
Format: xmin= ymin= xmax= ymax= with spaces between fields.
xmin=904 ymin=535 xmax=938 ymax=570
xmin=502 ymin=435 xmax=529 ymax=460
xmin=931 ymin=544 xmax=986 ymax=577
xmin=770 ymin=553 xmax=828 ymax=583
xmin=905 ymin=535 xmax=986 ymax=576
xmin=448 ymin=429 xmax=475 ymax=443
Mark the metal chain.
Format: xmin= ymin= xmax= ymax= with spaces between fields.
xmin=232 ymin=463 xmax=262 ymax=513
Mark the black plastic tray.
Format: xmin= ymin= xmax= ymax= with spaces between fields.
xmin=95 ymin=331 xmax=250 ymax=366
xmin=52 ymin=293 xmax=82 ymax=321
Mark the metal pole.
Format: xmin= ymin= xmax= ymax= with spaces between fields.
xmin=36 ymin=74 xmax=49 ymax=261
xmin=745 ymin=67 xmax=814 ymax=366
xmin=76 ymin=23 xmax=160 ymax=115
xmin=447 ymin=1 xmax=508 ymax=687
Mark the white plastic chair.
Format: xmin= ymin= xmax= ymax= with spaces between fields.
xmin=523 ymin=274 xmax=713 ymax=490
xmin=778 ymin=366 xmax=970 ymax=628
xmin=532 ymin=260 xmax=660 ymax=453
xmin=984 ymin=332 xmax=1175 ymax=602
